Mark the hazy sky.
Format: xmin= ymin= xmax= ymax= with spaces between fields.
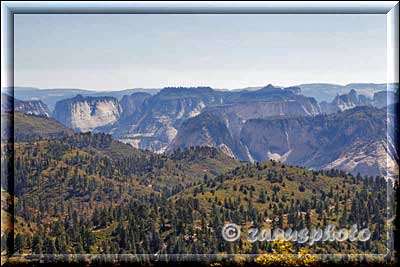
xmin=14 ymin=14 xmax=387 ymax=90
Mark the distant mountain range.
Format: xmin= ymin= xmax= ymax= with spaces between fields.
xmin=320 ymin=89 xmax=398 ymax=113
xmin=293 ymin=83 xmax=398 ymax=102
xmin=232 ymin=83 xmax=398 ymax=102
xmin=2 ymin=83 xmax=398 ymax=111
xmin=1 ymin=83 xmax=398 ymax=177
xmin=1 ymin=87 xmax=160 ymax=112
xmin=55 ymin=85 xmax=322 ymax=153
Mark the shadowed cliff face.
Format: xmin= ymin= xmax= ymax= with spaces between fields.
xmin=169 ymin=106 xmax=398 ymax=177
xmin=96 ymin=87 xmax=226 ymax=153
xmin=119 ymin=92 xmax=152 ymax=119
xmin=53 ymin=95 xmax=121 ymax=132
xmin=95 ymin=85 xmax=321 ymax=153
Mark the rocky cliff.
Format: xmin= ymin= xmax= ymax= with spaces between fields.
xmin=1 ymin=93 xmax=50 ymax=116
xmin=98 ymin=87 xmax=226 ymax=152
xmin=53 ymin=95 xmax=121 ymax=132
xmin=169 ymin=106 xmax=397 ymax=177
xmin=320 ymin=89 xmax=399 ymax=114
xmin=99 ymin=85 xmax=320 ymax=153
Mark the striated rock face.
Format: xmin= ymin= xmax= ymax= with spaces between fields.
xmin=119 ymin=92 xmax=151 ymax=119
xmin=99 ymin=85 xmax=320 ymax=153
xmin=15 ymin=100 xmax=50 ymax=117
xmin=100 ymin=87 xmax=225 ymax=153
xmin=169 ymin=106 xmax=397 ymax=177
xmin=53 ymin=95 xmax=121 ymax=132
xmin=1 ymin=93 xmax=50 ymax=116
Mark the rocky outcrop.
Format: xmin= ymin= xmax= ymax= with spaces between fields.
xmin=53 ymin=95 xmax=121 ymax=132
xmin=320 ymin=89 xmax=372 ymax=113
xmin=320 ymin=89 xmax=399 ymax=114
xmin=1 ymin=93 xmax=50 ymax=116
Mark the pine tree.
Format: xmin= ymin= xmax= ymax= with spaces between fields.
xmin=14 ymin=234 xmax=24 ymax=254
xmin=32 ymin=232 xmax=43 ymax=254
xmin=44 ymin=236 xmax=57 ymax=254
xmin=258 ymin=188 xmax=267 ymax=203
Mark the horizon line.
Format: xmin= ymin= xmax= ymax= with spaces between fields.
xmin=3 ymin=81 xmax=396 ymax=92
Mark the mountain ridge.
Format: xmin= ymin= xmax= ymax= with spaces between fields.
xmin=169 ymin=106 xmax=398 ymax=177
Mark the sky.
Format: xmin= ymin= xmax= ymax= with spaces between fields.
xmin=13 ymin=14 xmax=387 ymax=91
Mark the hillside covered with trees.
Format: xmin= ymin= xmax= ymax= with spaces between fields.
xmin=0 ymin=112 xmax=394 ymax=265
